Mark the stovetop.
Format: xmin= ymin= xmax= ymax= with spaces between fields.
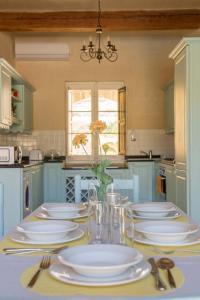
xmin=161 ymin=158 xmax=175 ymax=165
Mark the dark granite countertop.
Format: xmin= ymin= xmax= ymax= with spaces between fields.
xmin=0 ymin=161 xmax=43 ymax=168
xmin=125 ymin=155 xmax=161 ymax=162
xmin=43 ymin=156 xmax=65 ymax=163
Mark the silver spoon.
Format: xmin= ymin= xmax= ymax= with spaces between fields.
xmin=157 ymin=257 xmax=176 ymax=289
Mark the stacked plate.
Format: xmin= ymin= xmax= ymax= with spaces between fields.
xmin=49 ymin=244 xmax=151 ymax=286
xmin=9 ymin=220 xmax=84 ymax=245
xmin=134 ymin=220 xmax=200 ymax=246
xmin=36 ymin=203 xmax=88 ymax=220
xmin=131 ymin=202 xmax=181 ymax=219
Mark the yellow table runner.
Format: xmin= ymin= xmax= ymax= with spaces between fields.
xmin=1 ymin=213 xmax=200 ymax=257
xmin=20 ymin=261 xmax=184 ymax=297
xmin=0 ymin=210 xmax=195 ymax=297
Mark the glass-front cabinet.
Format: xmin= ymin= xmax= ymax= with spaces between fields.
xmin=0 ymin=58 xmax=34 ymax=132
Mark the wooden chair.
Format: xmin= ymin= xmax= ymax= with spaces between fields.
xmin=74 ymin=174 xmax=139 ymax=203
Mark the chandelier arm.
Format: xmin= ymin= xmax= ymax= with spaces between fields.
xmin=103 ymin=50 xmax=118 ymax=62
xmin=80 ymin=52 xmax=92 ymax=62
xmin=88 ymin=47 xmax=96 ymax=59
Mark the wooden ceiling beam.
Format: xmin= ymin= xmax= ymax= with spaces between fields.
xmin=0 ymin=10 xmax=199 ymax=32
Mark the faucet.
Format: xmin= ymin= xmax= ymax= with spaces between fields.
xmin=140 ymin=150 xmax=152 ymax=159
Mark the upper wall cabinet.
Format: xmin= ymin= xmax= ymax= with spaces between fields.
xmin=163 ymin=80 xmax=174 ymax=134
xmin=0 ymin=64 xmax=12 ymax=129
xmin=0 ymin=59 xmax=34 ymax=132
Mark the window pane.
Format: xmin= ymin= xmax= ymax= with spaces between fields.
xmin=98 ymin=112 xmax=118 ymax=133
xmin=68 ymin=90 xmax=91 ymax=111
xmin=69 ymin=112 xmax=91 ymax=133
xmin=98 ymin=90 xmax=118 ymax=111
xmin=68 ymin=134 xmax=92 ymax=155
xmin=99 ymin=134 xmax=119 ymax=155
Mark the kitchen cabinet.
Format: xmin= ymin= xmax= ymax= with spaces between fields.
xmin=0 ymin=164 xmax=43 ymax=236
xmin=170 ymin=38 xmax=200 ymax=223
xmin=43 ymin=163 xmax=66 ymax=203
xmin=128 ymin=162 xmax=155 ymax=201
xmin=10 ymin=84 xmax=33 ymax=133
xmin=175 ymin=169 xmax=187 ymax=213
xmin=0 ymin=64 xmax=12 ymax=129
xmin=0 ymin=58 xmax=34 ymax=133
xmin=163 ymin=80 xmax=174 ymax=134
xmin=0 ymin=168 xmax=23 ymax=235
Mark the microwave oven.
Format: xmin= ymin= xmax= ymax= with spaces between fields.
xmin=0 ymin=146 xmax=22 ymax=164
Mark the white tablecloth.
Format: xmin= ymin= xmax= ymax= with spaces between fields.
xmin=1 ymin=254 xmax=200 ymax=300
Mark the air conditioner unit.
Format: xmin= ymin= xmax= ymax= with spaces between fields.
xmin=15 ymin=37 xmax=70 ymax=61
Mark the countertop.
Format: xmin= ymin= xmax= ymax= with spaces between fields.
xmin=125 ymin=155 xmax=161 ymax=162
xmin=0 ymin=155 xmax=175 ymax=168
xmin=0 ymin=156 xmax=65 ymax=168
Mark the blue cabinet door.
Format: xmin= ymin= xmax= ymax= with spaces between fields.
xmin=0 ymin=168 xmax=23 ymax=235
xmin=175 ymin=169 xmax=187 ymax=213
xmin=128 ymin=162 xmax=154 ymax=201
xmin=43 ymin=163 xmax=65 ymax=203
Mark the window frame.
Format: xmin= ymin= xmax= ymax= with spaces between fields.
xmin=66 ymin=81 xmax=126 ymax=163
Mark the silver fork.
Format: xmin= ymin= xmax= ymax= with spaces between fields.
xmin=27 ymin=256 xmax=51 ymax=288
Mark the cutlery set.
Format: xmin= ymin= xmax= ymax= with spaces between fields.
xmin=148 ymin=257 xmax=176 ymax=291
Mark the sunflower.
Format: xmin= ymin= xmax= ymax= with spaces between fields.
xmin=72 ymin=134 xmax=88 ymax=148
xmin=90 ymin=120 xmax=106 ymax=134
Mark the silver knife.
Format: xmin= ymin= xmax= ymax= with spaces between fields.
xmin=148 ymin=258 xmax=167 ymax=291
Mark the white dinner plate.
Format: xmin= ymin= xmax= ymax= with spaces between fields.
xmin=132 ymin=210 xmax=181 ymax=220
xmin=57 ymin=244 xmax=143 ymax=277
xmin=35 ymin=209 xmax=89 ymax=220
xmin=131 ymin=202 xmax=176 ymax=218
xmin=41 ymin=203 xmax=87 ymax=218
xmin=134 ymin=230 xmax=200 ymax=247
xmin=49 ymin=260 xmax=151 ymax=286
xmin=135 ymin=221 xmax=198 ymax=243
xmin=9 ymin=228 xmax=84 ymax=245
xmin=16 ymin=220 xmax=79 ymax=242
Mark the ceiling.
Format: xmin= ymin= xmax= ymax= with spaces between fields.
xmin=0 ymin=0 xmax=200 ymax=11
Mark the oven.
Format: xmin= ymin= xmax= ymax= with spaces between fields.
xmin=156 ymin=165 xmax=166 ymax=201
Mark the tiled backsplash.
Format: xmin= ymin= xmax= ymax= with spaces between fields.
xmin=126 ymin=129 xmax=174 ymax=158
xmin=0 ymin=129 xmax=174 ymax=158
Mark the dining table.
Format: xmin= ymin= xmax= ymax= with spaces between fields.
xmin=1 ymin=204 xmax=200 ymax=300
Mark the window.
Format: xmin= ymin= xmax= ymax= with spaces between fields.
xmin=66 ymin=82 xmax=126 ymax=161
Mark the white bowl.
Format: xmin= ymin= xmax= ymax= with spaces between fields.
xmin=17 ymin=220 xmax=79 ymax=242
xmin=58 ymin=244 xmax=143 ymax=278
xmin=41 ymin=203 xmax=87 ymax=218
xmin=132 ymin=202 xmax=176 ymax=218
xmin=135 ymin=221 xmax=198 ymax=243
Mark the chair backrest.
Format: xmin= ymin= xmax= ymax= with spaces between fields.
xmin=74 ymin=174 xmax=139 ymax=203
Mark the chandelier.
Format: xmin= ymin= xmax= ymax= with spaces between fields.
xmin=80 ymin=0 xmax=118 ymax=63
